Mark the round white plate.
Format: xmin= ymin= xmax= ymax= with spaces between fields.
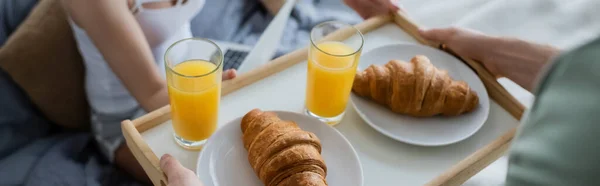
xmin=197 ymin=111 xmax=363 ymax=186
xmin=351 ymin=43 xmax=490 ymax=146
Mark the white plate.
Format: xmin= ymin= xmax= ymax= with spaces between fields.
xmin=197 ymin=111 xmax=363 ymax=186
xmin=351 ymin=43 xmax=490 ymax=146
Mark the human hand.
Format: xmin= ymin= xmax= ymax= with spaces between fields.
xmin=343 ymin=0 xmax=400 ymax=19
xmin=160 ymin=154 xmax=204 ymax=186
xmin=419 ymin=27 xmax=559 ymax=91
xmin=418 ymin=27 xmax=503 ymax=76
xmin=223 ymin=69 xmax=237 ymax=81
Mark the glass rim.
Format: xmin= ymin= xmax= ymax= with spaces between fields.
xmin=164 ymin=37 xmax=223 ymax=78
xmin=309 ymin=21 xmax=364 ymax=57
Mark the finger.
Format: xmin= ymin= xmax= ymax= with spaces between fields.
xmin=160 ymin=154 xmax=190 ymax=180
xmin=222 ymin=69 xmax=237 ymax=80
xmin=418 ymin=28 xmax=456 ymax=43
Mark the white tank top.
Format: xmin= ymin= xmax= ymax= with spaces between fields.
xmin=70 ymin=0 xmax=204 ymax=116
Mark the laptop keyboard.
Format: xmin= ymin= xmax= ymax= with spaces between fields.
xmin=223 ymin=49 xmax=249 ymax=70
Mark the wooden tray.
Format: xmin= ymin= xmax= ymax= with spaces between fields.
xmin=122 ymin=12 xmax=525 ymax=186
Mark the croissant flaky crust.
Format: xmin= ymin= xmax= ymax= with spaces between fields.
xmin=352 ymin=55 xmax=479 ymax=117
xmin=241 ymin=109 xmax=327 ymax=186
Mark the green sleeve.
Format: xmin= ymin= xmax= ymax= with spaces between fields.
xmin=506 ymin=37 xmax=600 ymax=186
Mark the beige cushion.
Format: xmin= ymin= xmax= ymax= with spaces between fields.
xmin=0 ymin=0 xmax=89 ymax=129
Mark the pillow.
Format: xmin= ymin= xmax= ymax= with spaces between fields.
xmin=0 ymin=0 xmax=89 ymax=129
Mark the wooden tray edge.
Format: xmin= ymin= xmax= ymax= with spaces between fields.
xmin=122 ymin=119 xmax=167 ymax=186
xmin=122 ymin=15 xmax=392 ymax=186
xmin=391 ymin=11 xmax=525 ymax=186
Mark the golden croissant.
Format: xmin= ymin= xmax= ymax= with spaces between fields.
xmin=352 ymin=55 xmax=479 ymax=117
xmin=241 ymin=109 xmax=327 ymax=186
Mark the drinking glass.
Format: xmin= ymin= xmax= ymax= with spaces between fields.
xmin=165 ymin=38 xmax=223 ymax=150
xmin=305 ymin=21 xmax=364 ymax=126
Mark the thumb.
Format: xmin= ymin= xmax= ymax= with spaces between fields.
xmin=160 ymin=154 xmax=188 ymax=180
xmin=419 ymin=28 xmax=456 ymax=43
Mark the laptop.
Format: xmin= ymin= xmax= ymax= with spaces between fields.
xmin=214 ymin=41 xmax=252 ymax=71
xmin=211 ymin=0 xmax=296 ymax=74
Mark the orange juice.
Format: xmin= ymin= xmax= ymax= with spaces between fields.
xmin=306 ymin=41 xmax=360 ymax=117
xmin=167 ymin=60 xmax=221 ymax=142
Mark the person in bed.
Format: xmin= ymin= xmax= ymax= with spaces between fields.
xmin=60 ymin=0 xmax=238 ymax=183
xmin=160 ymin=0 xmax=600 ymax=185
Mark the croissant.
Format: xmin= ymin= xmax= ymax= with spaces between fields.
xmin=241 ymin=109 xmax=328 ymax=186
xmin=352 ymin=55 xmax=479 ymax=117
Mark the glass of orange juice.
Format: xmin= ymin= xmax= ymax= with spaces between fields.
xmin=305 ymin=21 xmax=364 ymax=126
xmin=165 ymin=38 xmax=223 ymax=150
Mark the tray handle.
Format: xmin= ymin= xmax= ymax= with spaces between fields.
xmin=122 ymin=120 xmax=167 ymax=186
